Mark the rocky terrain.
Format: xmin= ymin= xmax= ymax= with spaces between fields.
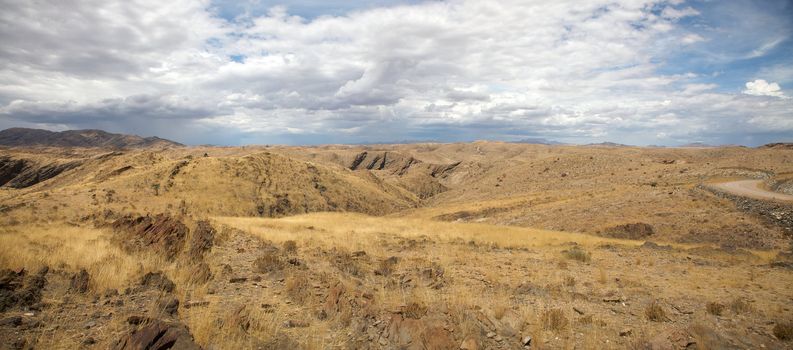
xmin=1 ymin=139 xmax=792 ymax=349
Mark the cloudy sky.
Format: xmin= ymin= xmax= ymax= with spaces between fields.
xmin=0 ymin=0 xmax=791 ymax=146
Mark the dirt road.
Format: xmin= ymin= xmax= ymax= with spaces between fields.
xmin=711 ymin=179 xmax=793 ymax=202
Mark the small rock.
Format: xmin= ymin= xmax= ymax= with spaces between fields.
xmin=127 ymin=315 xmax=147 ymax=325
xmin=521 ymin=335 xmax=532 ymax=346
xmin=229 ymin=277 xmax=247 ymax=283
xmin=379 ymin=338 xmax=388 ymax=346
xmin=23 ymin=312 xmax=34 ymax=317
xmin=486 ymin=332 xmax=496 ymax=338
xmin=573 ymin=307 xmax=585 ymax=315
xmin=460 ymin=337 xmax=478 ymax=350
xmin=82 ymin=336 xmax=96 ymax=345
xmin=620 ymin=328 xmax=632 ymax=337
xmin=159 ymin=296 xmax=179 ymax=315
xmin=282 ymin=320 xmax=309 ymax=328
xmin=140 ymin=272 xmax=175 ymax=292
xmin=494 ymin=335 xmax=503 ymax=342
xmin=84 ymin=320 xmax=97 ymax=329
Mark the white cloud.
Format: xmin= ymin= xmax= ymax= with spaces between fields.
xmin=743 ymin=79 xmax=786 ymax=98
xmin=0 ymin=0 xmax=791 ymax=145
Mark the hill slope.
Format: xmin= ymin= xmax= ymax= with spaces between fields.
xmin=0 ymin=127 xmax=182 ymax=148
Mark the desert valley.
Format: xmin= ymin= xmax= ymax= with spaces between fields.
xmin=0 ymin=128 xmax=791 ymax=349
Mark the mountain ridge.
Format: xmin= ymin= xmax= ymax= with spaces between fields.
xmin=0 ymin=127 xmax=182 ymax=148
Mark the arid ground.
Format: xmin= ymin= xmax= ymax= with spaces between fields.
xmin=1 ymin=141 xmax=792 ymax=349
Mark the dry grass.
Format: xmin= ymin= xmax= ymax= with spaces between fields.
xmin=0 ymin=225 xmax=165 ymax=291
xmin=542 ymin=308 xmax=569 ymax=332
xmin=706 ymin=302 xmax=725 ymax=316
xmin=729 ymin=298 xmax=753 ymax=315
xmin=563 ymin=246 xmax=591 ymax=263
xmin=645 ymin=300 xmax=667 ymax=322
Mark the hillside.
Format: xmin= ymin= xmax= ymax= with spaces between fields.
xmin=0 ymin=140 xmax=792 ymax=349
xmin=0 ymin=128 xmax=183 ymax=148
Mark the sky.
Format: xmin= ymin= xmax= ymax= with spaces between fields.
xmin=0 ymin=0 xmax=791 ymax=146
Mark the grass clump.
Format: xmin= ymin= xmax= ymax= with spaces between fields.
xmin=252 ymin=253 xmax=284 ymax=273
xmin=729 ymin=298 xmax=753 ymax=315
xmin=283 ymin=240 xmax=297 ymax=254
xmin=706 ymin=302 xmax=725 ymax=316
xmin=645 ymin=300 xmax=667 ymax=322
xmin=563 ymin=246 xmax=591 ymax=263
xmin=542 ymin=309 xmax=569 ymax=332
xmin=773 ymin=322 xmax=793 ymax=341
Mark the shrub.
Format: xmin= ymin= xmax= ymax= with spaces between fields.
xmin=542 ymin=309 xmax=569 ymax=332
xmin=563 ymin=246 xmax=591 ymax=263
xmin=706 ymin=302 xmax=724 ymax=316
xmin=285 ymin=274 xmax=310 ymax=302
xmin=252 ymin=253 xmax=284 ymax=273
xmin=773 ymin=322 xmax=793 ymax=341
xmin=729 ymin=298 xmax=753 ymax=315
xmin=645 ymin=301 xmax=667 ymax=322
xmin=283 ymin=240 xmax=297 ymax=254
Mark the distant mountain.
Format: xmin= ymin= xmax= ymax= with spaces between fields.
xmin=0 ymin=128 xmax=182 ymax=148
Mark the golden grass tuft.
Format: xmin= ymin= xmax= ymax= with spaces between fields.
xmin=563 ymin=246 xmax=591 ymax=263
xmin=645 ymin=300 xmax=667 ymax=322
xmin=542 ymin=308 xmax=569 ymax=332
xmin=0 ymin=225 xmax=165 ymax=291
xmin=706 ymin=302 xmax=725 ymax=316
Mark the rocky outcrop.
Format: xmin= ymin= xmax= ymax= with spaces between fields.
xmin=767 ymin=178 xmax=793 ymax=196
xmin=0 ymin=267 xmax=48 ymax=312
xmin=348 ymin=151 xmax=421 ymax=175
xmin=112 ymin=318 xmax=200 ymax=350
xmin=0 ymin=156 xmax=82 ymax=188
xmin=112 ymin=214 xmax=189 ymax=260
xmin=602 ymin=223 xmax=655 ymax=240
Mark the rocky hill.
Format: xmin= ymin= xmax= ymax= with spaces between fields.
xmin=0 ymin=128 xmax=182 ymax=148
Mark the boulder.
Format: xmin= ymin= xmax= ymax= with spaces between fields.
xmin=112 ymin=319 xmax=200 ymax=350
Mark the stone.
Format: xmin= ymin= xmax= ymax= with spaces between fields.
xmin=460 ymin=337 xmax=478 ymax=350
xmin=521 ymin=335 xmax=532 ymax=346
xmin=159 ymin=296 xmax=179 ymax=315
xmin=70 ymin=269 xmax=90 ymax=293
xmin=486 ymin=332 xmax=496 ymax=338
xmin=619 ymin=328 xmax=632 ymax=336
xmin=140 ymin=272 xmax=175 ymax=292
xmin=112 ymin=319 xmax=200 ymax=350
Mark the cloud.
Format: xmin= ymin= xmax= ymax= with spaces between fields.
xmin=743 ymin=79 xmax=786 ymax=98
xmin=0 ymin=0 xmax=791 ymax=146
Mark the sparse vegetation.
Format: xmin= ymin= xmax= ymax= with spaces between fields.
xmin=774 ymin=322 xmax=793 ymax=341
xmin=706 ymin=301 xmax=725 ymax=316
xmin=542 ymin=308 xmax=569 ymax=331
xmin=563 ymin=246 xmax=591 ymax=263
xmin=1 ymin=142 xmax=791 ymax=349
xmin=645 ymin=300 xmax=667 ymax=322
